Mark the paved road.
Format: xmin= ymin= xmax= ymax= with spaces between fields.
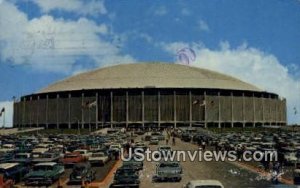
xmin=136 ymin=136 xmax=275 ymax=188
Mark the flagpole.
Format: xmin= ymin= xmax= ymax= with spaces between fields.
xmin=3 ymin=110 xmax=5 ymax=128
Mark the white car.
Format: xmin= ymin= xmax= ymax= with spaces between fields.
xmin=73 ymin=149 xmax=92 ymax=159
xmin=184 ymin=180 xmax=224 ymax=188
xmin=0 ymin=144 xmax=16 ymax=153
xmin=88 ymin=152 xmax=110 ymax=166
xmin=31 ymin=144 xmax=50 ymax=158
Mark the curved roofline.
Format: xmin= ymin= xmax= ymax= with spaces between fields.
xmin=37 ymin=62 xmax=263 ymax=94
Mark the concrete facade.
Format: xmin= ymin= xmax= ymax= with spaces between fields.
xmin=13 ymin=88 xmax=286 ymax=129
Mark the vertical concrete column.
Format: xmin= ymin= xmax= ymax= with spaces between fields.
xmin=218 ymin=92 xmax=221 ymax=128
xmin=126 ymin=91 xmax=129 ymax=129
xmin=81 ymin=93 xmax=85 ymax=129
xmin=29 ymin=96 xmax=32 ymax=128
xmin=22 ymin=97 xmax=26 ymax=129
xmin=68 ymin=93 xmax=71 ymax=129
xmin=96 ymin=92 xmax=99 ymax=130
xmin=174 ymin=91 xmax=177 ymax=129
xmin=189 ymin=90 xmax=192 ymax=127
xmin=37 ymin=95 xmax=40 ymax=127
xmin=142 ymin=91 xmax=145 ymax=129
xmin=253 ymin=93 xmax=256 ymax=127
xmin=46 ymin=95 xmax=49 ymax=129
xmin=158 ymin=91 xmax=161 ymax=129
xmin=101 ymin=97 xmax=104 ymax=129
xmin=56 ymin=94 xmax=59 ymax=129
xmin=204 ymin=91 xmax=207 ymax=128
xmin=262 ymin=94 xmax=265 ymax=126
xmin=275 ymin=99 xmax=279 ymax=126
xmin=269 ymin=94 xmax=272 ymax=125
xmin=110 ymin=91 xmax=113 ymax=129
xmin=231 ymin=92 xmax=234 ymax=128
xmin=242 ymin=93 xmax=245 ymax=128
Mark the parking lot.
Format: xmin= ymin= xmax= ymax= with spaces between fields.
xmin=132 ymin=134 xmax=273 ymax=188
xmin=0 ymin=127 xmax=299 ymax=188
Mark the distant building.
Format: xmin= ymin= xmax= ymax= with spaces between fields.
xmin=13 ymin=63 xmax=287 ymax=129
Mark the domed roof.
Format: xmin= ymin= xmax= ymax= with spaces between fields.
xmin=38 ymin=63 xmax=262 ymax=93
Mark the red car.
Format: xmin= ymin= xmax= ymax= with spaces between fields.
xmin=61 ymin=152 xmax=85 ymax=167
xmin=0 ymin=175 xmax=14 ymax=188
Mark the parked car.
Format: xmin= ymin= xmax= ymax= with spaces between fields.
xmin=0 ymin=152 xmax=14 ymax=163
xmin=183 ymin=180 xmax=224 ymax=188
xmin=10 ymin=153 xmax=32 ymax=166
xmin=25 ymin=162 xmax=64 ymax=186
xmin=181 ymin=133 xmax=192 ymax=142
xmin=0 ymin=173 xmax=14 ymax=188
xmin=110 ymin=167 xmax=140 ymax=188
xmin=61 ymin=152 xmax=85 ymax=167
xmin=133 ymin=142 xmax=148 ymax=153
xmin=152 ymin=161 xmax=182 ymax=182
xmin=68 ymin=162 xmax=96 ymax=185
xmin=149 ymin=137 xmax=159 ymax=145
xmin=32 ymin=152 xmax=61 ymax=164
xmin=157 ymin=145 xmax=172 ymax=157
xmin=73 ymin=149 xmax=92 ymax=160
xmin=0 ymin=144 xmax=16 ymax=153
xmin=108 ymin=144 xmax=122 ymax=154
xmin=88 ymin=152 xmax=110 ymax=166
xmin=0 ymin=163 xmax=29 ymax=183
xmin=151 ymin=132 xmax=165 ymax=141
xmin=122 ymin=157 xmax=143 ymax=171
xmin=31 ymin=144 xmax=51 ymax=158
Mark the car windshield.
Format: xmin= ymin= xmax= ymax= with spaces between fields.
xmin=116 ymin=169 xmax=136 ymax=176
xmin=92 ymin=153 xmax=105 ymax=157
xmin=159 ymin=163 xmax=179 ymax=168
xmin=33 ymin=165 xmax=54 ymax=171
xmin=74 ymin=166 xmax=86 ymax=171
xmin=64 ymin=155 xmax=78 ymax=158
xmin=42 ymin=154 xmax=54 ymax=158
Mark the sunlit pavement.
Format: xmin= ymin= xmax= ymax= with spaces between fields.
xmin=136 ymin=135 xmax=274 ymax=188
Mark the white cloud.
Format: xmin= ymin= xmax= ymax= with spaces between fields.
xmin=181 ymin=8 xmax=190 ymax=16
xmin=154 ymin=6 xmax=167 ymax=16
xmin=162 ymin=41 xmax=300 ymax=124
xmin=30 ymin=0 xmax=107 ymax=16
xmin=198 ymin=19 xmax=210 ymax=32
xmin=0 ymin=101 xmax=13 ymax=127
xmin=0 ymin=1 xmax=135 ymax=73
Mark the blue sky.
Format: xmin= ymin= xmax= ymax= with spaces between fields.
xmin=0 ymin=0 xmax=300 ymax=124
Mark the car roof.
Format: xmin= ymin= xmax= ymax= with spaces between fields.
xmin=0 ymin=163 xmax=19 ymax=169
xmin=34 ymin=162 xmax=57 ymax=166
xmin=189 ymin=180 xmax=224 ymax=187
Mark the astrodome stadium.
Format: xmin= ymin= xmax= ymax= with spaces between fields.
xmin=13 ymin=63 xmax=286 ymax=130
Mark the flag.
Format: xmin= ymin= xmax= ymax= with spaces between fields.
xmin=82 ymin=101 xmax=97 ymax=109
xmin=0 ymin=107 xmax=4 ymax=117
xmin=88 ymin=101 xmax=97 ymax=108
xmin=192 ymin=100 xmax=199 ymax=105
xmin=200 ymin=100 xmax=206 ymax=107
xmin=82 ymin=101 xmax=90 ymax=108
